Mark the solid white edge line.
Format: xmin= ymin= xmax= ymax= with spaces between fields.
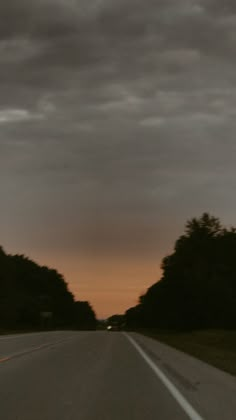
xmin=124 ymin=333 xmax=204 ymax=420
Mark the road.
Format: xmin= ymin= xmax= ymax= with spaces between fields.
xmin=0 ymin=331 xmax=236 ymax=420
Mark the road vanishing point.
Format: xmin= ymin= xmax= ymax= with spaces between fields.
xmin=0 ymin=331 xmax=236 ymax=420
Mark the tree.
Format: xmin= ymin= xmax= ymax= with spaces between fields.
xmin=73 ymin=301 xmax=97 ymax=330
xmin=125 ymin=213 xmax=236 ymax=330
xmin=0 ymin=246 xmax=97 ymax=331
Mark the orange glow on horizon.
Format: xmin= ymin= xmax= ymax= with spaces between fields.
xmin=27 ymin=252 xmax=162 ymax=319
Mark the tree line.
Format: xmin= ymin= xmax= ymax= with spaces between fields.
xmin=125 ymin=213 xmax=236 ymax=330
xmin=0 ymin=246 xmax=96 ymax=331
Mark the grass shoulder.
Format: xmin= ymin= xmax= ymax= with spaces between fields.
xmin=135 ymin=329 xmax=236 ymax=375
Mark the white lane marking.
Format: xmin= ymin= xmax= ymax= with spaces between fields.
xmin=124 ymin=333 xmax=204 ymax=420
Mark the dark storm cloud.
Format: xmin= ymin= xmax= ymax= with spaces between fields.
xmin=1 ymin=0 xmax=236 ymax=259
xmin=0 ymin=0 xmax=235 ymax=109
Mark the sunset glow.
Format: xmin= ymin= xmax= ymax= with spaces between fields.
xmin=1 ymin=0 xmax=236 ymax=318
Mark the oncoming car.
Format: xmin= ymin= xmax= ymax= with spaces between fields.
xmin=107 ymin=324 xmax=119 ymax=331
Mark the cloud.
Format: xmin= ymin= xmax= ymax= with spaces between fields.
xmin=1 ymin=0 xmax=236 ymax=315
xmin=0 ymin=108 xmax=43 ymax=123
xmin=140 ymin=117 xmax=166 ymax=127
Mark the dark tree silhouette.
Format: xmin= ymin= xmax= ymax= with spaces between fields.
xmin=0 ymin=246 xmax=97 ymax=331
xmin=125 ymin=213 xmax=236 ymax=330
xmin=73 ymin=301 xmax=97 ymax=330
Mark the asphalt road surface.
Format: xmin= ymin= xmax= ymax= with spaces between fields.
xmin=0 ymin=331 xmax=236 ymax=420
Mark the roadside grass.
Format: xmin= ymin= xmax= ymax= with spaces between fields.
xmin=137 ymin=329 xmax=236 ymax=375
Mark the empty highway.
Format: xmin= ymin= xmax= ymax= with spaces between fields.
xmin=0 ymin=331 xmax=236 ymax=420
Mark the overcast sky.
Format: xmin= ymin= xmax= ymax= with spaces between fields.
xmin=1 ymin=0 xmax=236 ymax=317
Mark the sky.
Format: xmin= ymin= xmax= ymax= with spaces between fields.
xmin=1 ymin=0 xmax=236 ymax=318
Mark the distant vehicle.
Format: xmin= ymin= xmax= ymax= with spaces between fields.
xmin=107 ymin=324 xmax=119 ymax=331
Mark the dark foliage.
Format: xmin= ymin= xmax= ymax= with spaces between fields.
xmin=125 ymin=213 xmax=236 ymax=330
xmin=73 ymin=301 xmax=97 ymax=330
xmin=0 ymin=246 xmax=97 ymax=331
